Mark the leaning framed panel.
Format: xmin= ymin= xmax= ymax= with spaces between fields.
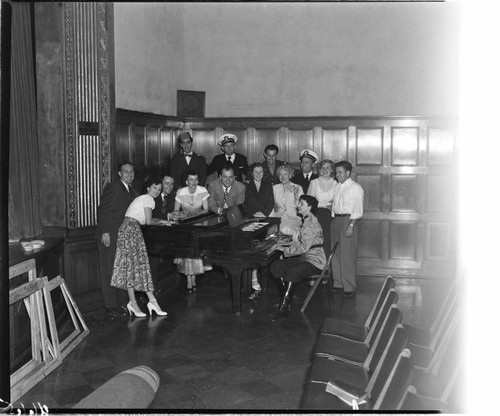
xmin=9 ymin=259 xmax=89 ymax=402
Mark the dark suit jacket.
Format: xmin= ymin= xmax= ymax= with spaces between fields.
xmin=244 ymin=180 xmax=274 ymax=217
xmin=96 ymin=181 xmax=138 ymax=239
xmin=207 ymin=178 xmax=246 ymax=214
xmin=152 ymin=192 xmax=176 ymax=220
xmin=292 ymin=171 xmax=319 ymax=194
xmin=208 ymin=153 xmax=248 ymax=182
xmin=170 ymin=152 xmax=207 ymax=189
xmin=262 ymin=160 xmax=285 ymax=185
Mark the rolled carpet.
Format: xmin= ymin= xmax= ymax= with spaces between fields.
xmin=73 ymin=365 xmax=160 ymax=409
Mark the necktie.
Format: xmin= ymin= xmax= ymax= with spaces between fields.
xmin=161 ymin=195 xmax=168 ymax=214
xmin=125 ymin=184 xmax=130 ymax=193
xmin=227 ymin=156 xmax=232 ymax=163
xmin=305 ymin=174 xmax=309 ymax=181
xmin=185 ymin=153 xmax=193 ymax=157
xmin=223 ymin=186 xmax=229 ymax=208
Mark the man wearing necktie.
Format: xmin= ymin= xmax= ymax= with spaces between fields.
xmin=170 ymin=132 xmax=207 ymax=189
xmin=96 ymin=160 xmax=138 ymax=318
xmin=152 ymin=174 xmax=176 ymax=220
xmin=207 ymin=134 xmax=248 ymax=182
xmin=292 ymin=149 xmax=319 ymax=194
xmin=207 ymin=165 xmax=246 ymax=215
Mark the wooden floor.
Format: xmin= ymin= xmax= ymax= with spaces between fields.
xmin=14 ymin=269 xmax=459 ymax=411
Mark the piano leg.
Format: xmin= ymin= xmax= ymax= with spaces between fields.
xmin=221 ymin=264 xmax=248 ymax=315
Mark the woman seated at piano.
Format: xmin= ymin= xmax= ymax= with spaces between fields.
xmin=243 ymin=162 xmax=275 ymax=300
xmin=269 ymin=163 xmax=304 ymax=240
xmin=270 ymin=195 xmax=326 ymax=320
xmin=173 ymin=169 xmax=211 ymax=293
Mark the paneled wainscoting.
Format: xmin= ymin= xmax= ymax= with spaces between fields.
xmin=116 ymin=111 xmax=456 ymax=278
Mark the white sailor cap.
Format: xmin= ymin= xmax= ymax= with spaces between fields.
xmin=299 ymin=149 xmax=319 ymax=163
xmin=218 ymin=134 xmax=238 ymax=146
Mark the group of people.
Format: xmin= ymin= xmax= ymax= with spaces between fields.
xmin=95 ymin=131 xmax=364 ymax=320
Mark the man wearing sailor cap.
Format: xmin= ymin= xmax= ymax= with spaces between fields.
xmin=291 ymin=149 xmax=319 ymax=194
xmin=208 ymin=134 xmax=249 ymax=182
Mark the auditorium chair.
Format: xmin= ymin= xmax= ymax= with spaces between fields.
xmin=313 ymin=289 xmax=399 ymax=366
xmin=300 ymin=242 xmax=338 ymax=313
xmin=407 ymin=293 xmax=459 ymax=369
xmin=372 ymin=349 xmax=414 ymax=410
xmin=319 ymin=275 xmax=395 ymax=341
xmin=403 ymin=278 xmax=458 ymax=347
xmin=301 ymin=321 xmax=407 ymax=410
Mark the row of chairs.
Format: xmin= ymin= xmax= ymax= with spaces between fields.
xmin=300 ymin=276 xmax=462 ymax=411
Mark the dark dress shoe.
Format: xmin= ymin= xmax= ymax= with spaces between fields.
xmin=343 ymin=291 xmax=356 ymax=298
xmin=332 ymin=287 xmax=344 ymax=293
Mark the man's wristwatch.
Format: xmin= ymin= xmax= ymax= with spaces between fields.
xmin=349 ymin=223 xmax=354 ymax=227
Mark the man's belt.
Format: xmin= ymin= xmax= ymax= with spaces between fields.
xmin=333 ymin=213 xmax=350 ymax=217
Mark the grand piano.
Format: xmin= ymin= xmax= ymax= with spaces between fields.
xmin=142 ymin=212 xmax=282 ymax=314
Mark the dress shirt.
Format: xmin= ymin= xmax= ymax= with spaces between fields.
xmin=226 ymin=154 xmax=234 ymax=163
xmin=121 ymin=181 xmax=130 ymax=193
xmin=331 ymin=178 xmax=364 ymax=220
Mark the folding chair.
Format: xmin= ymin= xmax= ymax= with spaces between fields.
xmin=373 ymin=348 xmax=414 ymax=410
xmin=314 ymin=289 xmax=399 ymax=366
xmin=301 ymin=242 xmax=338 ymax=313
xmin=319 ymin=275 xmax=396 ymax=341
xmin=301 ymin=323 xmax=407 ymax=410
xmin=407 ymin=293 xmax=459 ymax=369
xmin=403 ymin=278 xmax=458 ymax=347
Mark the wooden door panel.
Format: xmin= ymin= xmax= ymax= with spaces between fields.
xmin=426 ymin=175 xmax=454 ymax=213
xmin=390 ymin=221 xmax=417 ymax=261
xmin=427 ymin=128 xmax=455 ymax=166
xmin=391 ymin=127 xmax=419 ymax=166
xmin=426 ymin=222 xmax=453 ymax=260
xmin=356 ymin=128 xmax=384 ymax=166
xmin=323 ymin=128 xmax=348 ymax=163
xmin=358 ymin=220 xmax=383 ymax=259
xmin=146 ymin=125 xmax=160 ymax=167
xmin=390 ymin=174 xmax=418 ymax=212
xmin=357 ymin=174 xmax=383 ymax=212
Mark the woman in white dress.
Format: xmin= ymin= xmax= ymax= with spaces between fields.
xmin=173 ymin=170 xmax=210 ymax=293
xmin=307 ymin=159 xmax=336 ymax=255
xmin=270 ymin=164 xmax=304 ymax=239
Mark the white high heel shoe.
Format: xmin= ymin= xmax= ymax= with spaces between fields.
xmin=147 ymin=300 xmax=168 ymax=316
xmin=127 ymin=301 xmax=146 ymax=318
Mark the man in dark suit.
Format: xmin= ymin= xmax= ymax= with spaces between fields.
xmin=152 ymin=174 xmax=177 ymax=220
xmin=207 ymin=164 xmax=246 ymax=215
xmin=96 ymin=160 xmax=138 ymax=317
xmin=208 ymin=134 xmax=248 ymax=182
xmin=170 ymin=131 xmax=207 ymax=189
xmin=292 ymin=149 xmax=319 ymax=194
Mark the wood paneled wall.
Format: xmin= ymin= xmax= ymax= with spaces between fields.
xmin=116 ymin=110 xmax=457 ymax=278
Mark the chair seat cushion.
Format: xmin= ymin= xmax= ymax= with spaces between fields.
xmin=308 ymin=356 xmax=370 ymax=391
xmin=314 ymin=333 xmax=369 ymax=366
xmin=321 ymin=318 xmax=368 ymax=342
xmin=301 ymin=381 xmax=370 ymax=410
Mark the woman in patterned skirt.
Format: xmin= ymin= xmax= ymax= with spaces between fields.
xmin=111 ymin=177 xmax=168 ymax=317
xmin=173 ymin=169 xmax=210 ymax=293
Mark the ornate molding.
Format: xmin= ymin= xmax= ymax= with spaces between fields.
xmin=63 ymin=3 xmax=77 ymax=229
xmin=98 ymin=2 xmax=111 ymax=188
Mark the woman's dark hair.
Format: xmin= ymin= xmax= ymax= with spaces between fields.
xmin=248 ymin=162 xmax=264 ymax=180
xmin=299 ymin=194 xmax=319 ymax=215
xmin=145 ymin=177 xmax=162 ymax=188
xmin=183 ymin=169 xmax=199 ymax=184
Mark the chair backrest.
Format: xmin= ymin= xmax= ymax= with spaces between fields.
xmin=363 ymin=305 xmax=404 ymax=373
xmin=364 ymin=288 xmax=399 ymax=347
xmin=363 ymin=275 xmax=396 ymax=331
xmin=365 ymin=322 xmax=408 ymax=403
xmin=373 ymin=348 xmax=414 ymax=410
xmin=316 ymin=242 xmax=339 ymax=280
xmin=429 ymin=278 xmax=458 ymax=337
xmin=426 ymin=291 xmax=458 ymax=352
